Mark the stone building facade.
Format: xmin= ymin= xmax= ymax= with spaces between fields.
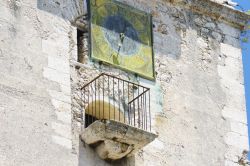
xmin=0 ymin=0 xmax=249 ymax=166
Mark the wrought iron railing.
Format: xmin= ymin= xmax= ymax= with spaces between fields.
xmin=81 ymin=73 xmax=151 ymax=131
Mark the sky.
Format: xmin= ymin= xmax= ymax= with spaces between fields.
xmin=234 ymin=0 xmax=250 ymax=158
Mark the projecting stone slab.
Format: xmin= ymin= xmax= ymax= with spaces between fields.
xmin=81 ymin=120 xmax=158 ymax=160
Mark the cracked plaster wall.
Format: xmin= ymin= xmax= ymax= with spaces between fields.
xmin=0 ymin=0 xmax=248 ymax=166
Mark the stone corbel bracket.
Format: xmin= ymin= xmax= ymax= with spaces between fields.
xmin=168 ymin=0 xmax=250 ymax=29
xmin=81 ymin=120 xmax=158 ymax=160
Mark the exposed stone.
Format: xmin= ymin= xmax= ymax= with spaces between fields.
xmin=211 ymin=31 xmax=223 ymax=41
xmin=157 ymin=23 xmax=169 ymax=35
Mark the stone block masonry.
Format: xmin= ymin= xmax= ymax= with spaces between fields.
xmin=0 ymin=0 xmax=78 ymax=165
xmin=0 ymin=0 xmax=249 ymax=166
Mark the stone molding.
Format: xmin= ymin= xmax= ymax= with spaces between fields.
xmin=168 ymin=0 xmax=250 ymax=29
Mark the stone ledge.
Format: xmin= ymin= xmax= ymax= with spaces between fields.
xmin=81 ymin=120 xmax=158 ymax=160
xmin=168 ymin=0 xmax=250 ymax=29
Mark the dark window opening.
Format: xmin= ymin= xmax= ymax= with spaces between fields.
xmin=85 ymin=114 xmax=97 ymax=128
xmin=77 ymin=29 xmax=85 ymax=63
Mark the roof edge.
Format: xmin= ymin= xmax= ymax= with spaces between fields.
xmin=168 ymin=0 xmax=250 ymax=30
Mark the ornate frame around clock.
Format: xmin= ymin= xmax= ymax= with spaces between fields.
xmin=89 ymin=0 xmax=155 ymax=80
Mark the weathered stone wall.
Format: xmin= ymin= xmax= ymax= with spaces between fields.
xmin=0 ymin=0 xmax=79 ymax=165
xmin=0 ymin=0 xmax=249 ymax=166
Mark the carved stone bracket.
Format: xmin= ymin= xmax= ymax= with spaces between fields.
xmin=81 ymin=120 xmax=158 ymax=160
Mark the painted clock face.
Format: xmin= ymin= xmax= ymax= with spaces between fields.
xmin=90 ymin=0 xmax=154 ymax=79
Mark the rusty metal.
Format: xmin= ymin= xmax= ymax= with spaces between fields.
xmin=82 ymin=73 xmax=151 ymax=131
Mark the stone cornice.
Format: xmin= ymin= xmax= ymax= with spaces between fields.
xmin=168 ymin=0 xmax=250 ymax=30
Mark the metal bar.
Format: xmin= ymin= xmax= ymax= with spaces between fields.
xmin=128 ymin=103 xmax=131 ymax=125
xmin=144 ymin=89 xmax=146 ymax=130
xmin=99 ymin=79 xmax=100 ymax=120
xmin=103 ymin=75 xmax=104 ymax=120
xmin=91 ymin=83 xmax=94 ymax=125
xmin=108 ymin=76 xmax=110 ymax=120
xmin=138 ymin=96 xmax=139 ymax=128
xmin=132 ymin=84 xmax=135 ymax=127
xmin=144 ymin=96 xmax=146 ymax=130
xmin=95 ymin=80 xmax=97 ymax=120
xmin=141 ymin=91 xmax=143 ymax=129
xmin=123 ymin=81 xmax=125 ymax=124
xmin=128 ymin=89 xmax=149 ymax=104
xmin=149 ymin=90 xmax=151 ymax=131
xmin=145 ymin=91 xmax=147 ymax=131
xmin=102 ymin=73 xmax=149 ymax=90
xmin=118 ymin=79 xmax=120 ymax=122
xmin=82 ymin=73 xmax=149 ymax=95
xmin=128 ymin=82 xmax=130 ymax=125
xmin=81 ymin=73 xmax=104 ymax=90
xmin=133 ymin=101 xmax=135 ymax=127
xmin=87 ymin=86 xmax=89 ymax=127
xmin=113 ymin=77 xmax=115 ymax=121
xmin=137 ymin=85 xmax=140 ymax=128
xmin=143 ymin=90 xmax=146 ymax=130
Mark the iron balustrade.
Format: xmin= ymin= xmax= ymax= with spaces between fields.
xmin=81 ymin=73 xmax=151 ymax=131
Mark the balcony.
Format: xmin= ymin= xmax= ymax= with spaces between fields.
xmin=80 ymin=73 xmax=157 ymax=160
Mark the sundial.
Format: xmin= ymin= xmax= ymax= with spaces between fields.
xmin=90 ymin=0 xmax=154 ymax=80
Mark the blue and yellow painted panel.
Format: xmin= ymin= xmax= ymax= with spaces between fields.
xmin=90 ymin=0 xmax=154 ymax=80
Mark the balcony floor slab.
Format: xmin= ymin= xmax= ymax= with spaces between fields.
xmin=81 ymin=120 xmax=157 ymax=160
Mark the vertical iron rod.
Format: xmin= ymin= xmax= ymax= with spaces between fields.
xmin=123 ymin=81 xmax=125 ymax=124
xmin=108 ymin=76 xmax=110 ymax=120
xmin=87 ymin=86 xmax=90 ymax=127
xmin=99 ymin=79 xmax=100 ymax=120
xmin=113 ymin=77 xmax=115 ymax=121
xmin=141 ymin=91 xmax=143 ymax=129
xmin=128 ymin=82 xmax=130 ymax=125
xmin=91 ymin=83 xmax=94 ymax=125
xmin=103 ymin=75 xmax=104 ymax=120
xmin=149 ymin=90 xmax=151 ymax=131
xmin=138 ymin=94 xmax=139 ymax=128
xmin=132 ymin=84 xmax=135 ymax=126
xmin=95 ymin=80 xmax=97 ymax=120
xmin=118 ymin=79 xmax=120 ymax=122
xmin=144 ymin=88 xmax=146 ymax=130
xmin=138 ymin=85 xmax=140 ymax=128
xmin=133 ymin=101 xmax=135 ymax=127
xmin=145 ymin=90 xmax=147 ymax=131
